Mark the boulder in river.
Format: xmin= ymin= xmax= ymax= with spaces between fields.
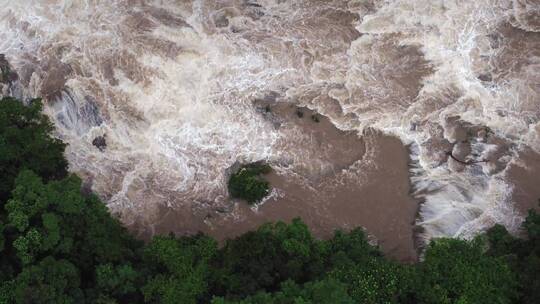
xmin=92 ymin=135 xmax=107 ymax=152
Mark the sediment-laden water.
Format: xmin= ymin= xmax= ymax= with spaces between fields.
xmin=1 ymin=0 xmax=538 ymax=258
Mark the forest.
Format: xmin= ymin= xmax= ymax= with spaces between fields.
xmin=0 ymin=97 xmax=538 ymax=303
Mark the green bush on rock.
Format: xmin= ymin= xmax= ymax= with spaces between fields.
xmin=228 ymin=163 xmax=271 ymax=204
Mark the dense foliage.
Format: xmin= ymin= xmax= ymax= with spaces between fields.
xmin=228 ymin=163 xmax=271 ymax=204
xmin=0 ymin=96 xmax=538 ymax=303
xmin=0 ymin=97 xmax=67 ymax=202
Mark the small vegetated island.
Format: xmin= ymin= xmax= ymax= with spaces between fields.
xmin=0 ymin=96 xmax=539 ymax=304
xmin=228 ymin=163 xmax=271 ymax=204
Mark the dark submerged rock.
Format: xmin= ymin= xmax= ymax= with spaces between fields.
xmin=0 ymin=54 xmax=17 ymax=84
xmin=214 ymin=14 xmax=230 ymax=28
xmin=478 ymin=73 xmax=492 ymax=82
xmin=92 ymin=135 xmax=107 ymax=152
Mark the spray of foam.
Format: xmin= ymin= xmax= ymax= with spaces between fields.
xmin=343 ymin=0 xmax=539 ymax=242
xmin=0 ymin=0 xmax=538 ymax=244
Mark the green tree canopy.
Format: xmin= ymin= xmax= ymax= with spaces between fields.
xmin=141 ymin=234 xmax=217 ymax=304
xmin=0 ymin=97 xmax=67 ymax=203
xmin=413 ymin=237 xmax=518 ymax=304
xmin=0 ymin=170 xmax=142 ymax=303
xmin=211 ymin=219 xmax=328 ymax=299
xmin=486 ymin=210 xmax=540 ymax=303
xmin=212 ymin=278 xmax=354 ymax=304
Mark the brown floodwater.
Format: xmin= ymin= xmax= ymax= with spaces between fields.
xmin=506 ymin=148 xmax=540 ymax=215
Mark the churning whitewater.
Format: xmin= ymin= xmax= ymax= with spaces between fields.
xmin=1 ymin=0 xmax=539 ymax=254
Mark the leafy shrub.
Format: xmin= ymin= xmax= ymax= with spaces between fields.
xmin=228 ymin=163 xmax=271 ymax=204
